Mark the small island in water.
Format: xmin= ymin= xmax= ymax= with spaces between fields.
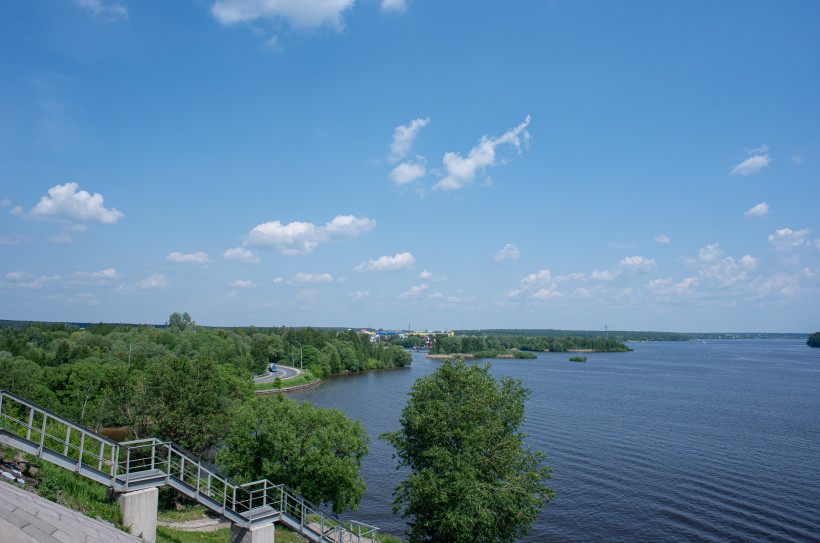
xmin=418 ymin=333 xmax=632 ymax=359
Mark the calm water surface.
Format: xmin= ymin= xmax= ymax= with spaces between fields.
xmin=290 ymin=340 xmax=820 ymax=542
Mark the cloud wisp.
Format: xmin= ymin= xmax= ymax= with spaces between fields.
xmin=731 ymin=144 xmax=771 ymax=176
xmin=435 ymin=115 xmax=531 ymax=190
xmin=355 ymin=252 xmax=414 ymax=272
xmin=380 ymin=0 xmax=408 ymax=13
xmin=167 ymin=251 xmax=211 ymax=265
xmin=744 ymin=202 xmax=769 ymax=218
xmin=493 ymin=243 xmax=520 ymax=263
xmin=390 ymin=117 xmax=429 ymax=161
xmin=768 ymin=228 xmax=810 ymax=251
xmin=211 ymin=0 xmax=356 ymax=30
xmin=389 ymin=117 xmax=429 ymax=185
xmin=72 ymin=0 xmax=128 ymax=22
xmin=223 ymin=247 xmax=260 ymax=263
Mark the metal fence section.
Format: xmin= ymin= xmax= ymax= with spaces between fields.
xmin=0 ymin=389 xmax=379 ymax=543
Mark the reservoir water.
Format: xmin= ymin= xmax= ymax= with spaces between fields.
xmin=289 ymin=340 xmax=820 ymax=542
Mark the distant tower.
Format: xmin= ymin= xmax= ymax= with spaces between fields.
xmin=605 ymin=324 xmax=608 ymax=338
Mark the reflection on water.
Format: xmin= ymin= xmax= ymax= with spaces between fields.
xmin=99 ymin=425 xmax=132 ymax=442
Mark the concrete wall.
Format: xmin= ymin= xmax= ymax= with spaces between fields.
xmin=118 ymin=487 xmax=158 ymax=543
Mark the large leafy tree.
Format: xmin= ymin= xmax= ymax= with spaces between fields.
xmin=381 ymin=357 xmax=555 ymax=543
xmin=217 ymin=394 xmax=368 ymax=514
xmin=142 ymin=354 xmax=249 ymax=457
xmin=808 ymin=332 xmax=820 ymax=348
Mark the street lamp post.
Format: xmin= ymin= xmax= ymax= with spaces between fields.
xmin=296 ymin=340 xmax=303 ymax=371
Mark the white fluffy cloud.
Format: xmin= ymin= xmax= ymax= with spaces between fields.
xmin=435 ymin=116 xmax=530 ymax=191
xmin=28 ymin=182 xmax=124 ymax=224
xmin=744 ymin=202 xmax=770 ymax=218
xmin=231 ymin=280 xmax=257 ymax=288
xmin=167 ymin=251 xmax=211 ymax=264
xmin=654 ymin=234 xmax=670 ymax=244
xmin=493 ymin=243 xmax=520 ymax=263
xmin=72 ymin=0 xmax=128 ymax=21
xmin=211 ymin=0 xmax=356 ymax=29
xmin=731 ymin=145 xmax=771 ymax=176
xmin=355 ymin=252 xmax=414 ymax=272
xmin=390 ymin=117 xmax=429 ymax=161
xmin=223 ymin=247 xmax=260 ymax=263
xmin=768 ymin=228 xmax=810 ymax=251
xmin=390 ymin=162 xmax=426 ymax=185
xmin=244 ymin=214 xmax=375 ymax=255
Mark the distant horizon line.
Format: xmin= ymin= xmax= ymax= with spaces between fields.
xmin=0 ymin=318 xmax=812 ymax=337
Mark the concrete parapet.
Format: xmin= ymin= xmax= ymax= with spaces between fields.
xmin=117 ymin=487 xmax=158 ymax=543
xmin=230 ymin=522 xmax=275 ymax=543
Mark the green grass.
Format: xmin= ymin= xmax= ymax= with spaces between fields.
xmin=34 ymin=458 xmax=124 ymax=528
xmin=157 ymin=504 xmax=210 ymax=523
xmin=569 ymin=355 xmax=587 ymax=362
xmin=254 ymin=369 xmax=318 ymax=391
xmin=157 ymin=525 xmax=305 ymax=542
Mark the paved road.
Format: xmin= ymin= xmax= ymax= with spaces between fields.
xmin=254 ymin=365 xmax=301 ymax=383
xmin=0 ymin=481 xmax=141 ymax=543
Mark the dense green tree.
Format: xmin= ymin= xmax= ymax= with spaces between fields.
xmin=808 ymin=332 xmax=820 ymax=348
xmin=381 ymin=358 xmax=555 ymax=543
xmin=217 ymin=394 xmax=368 ymax=514
xmin=142 ymin=354 xmax=245 ymax=457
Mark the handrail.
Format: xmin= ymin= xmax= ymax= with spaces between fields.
xmin=0 ymin=389 xmax=378 ymax=542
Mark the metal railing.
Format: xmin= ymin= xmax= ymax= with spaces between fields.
xmin=0 ymin=389 xmax=378 ymax=542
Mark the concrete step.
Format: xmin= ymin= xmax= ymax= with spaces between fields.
xmin=0 ymin=480 xmax=141 ymax=543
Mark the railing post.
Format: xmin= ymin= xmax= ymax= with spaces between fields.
xmin=151 ymin=443 xmax=156 ymax=471
xmin=98 ymin=441 xmax=105 ymax=471
xmin=38 ymin=413 xmax=47 ymax=455
xmin=77 ymin=431 xmax=85 ymax=471
xmin=196 ymin=461 xmax=201 ymax=501
xmin=167 ymin=445 xmax=172 ymax=479
xmin=180 ymin=455 xmax=185 ymax=481
xmin=262 ymin=479 xmax=267 ymax=508
xmin=63 ymin=426 xmax=71 ymax=456
xmin=111 ymin=444 xmax=119 ymax=477
xmin=125 ymin=448 xmax=131 ymax=491
xmin=26 ymin=406 xmax=34 ymax=440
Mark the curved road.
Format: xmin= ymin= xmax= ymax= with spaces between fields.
xmin=254 ymin=365 xmax=301 ymax=383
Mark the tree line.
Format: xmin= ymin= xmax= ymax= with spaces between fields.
xmin=430 ymin=334 xmax=633 ymax=354
xmin=0 ymin=313 xmax=412 ymax=514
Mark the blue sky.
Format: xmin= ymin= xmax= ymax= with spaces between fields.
xmin=1 ymin=0 xmax=818 ymax=332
